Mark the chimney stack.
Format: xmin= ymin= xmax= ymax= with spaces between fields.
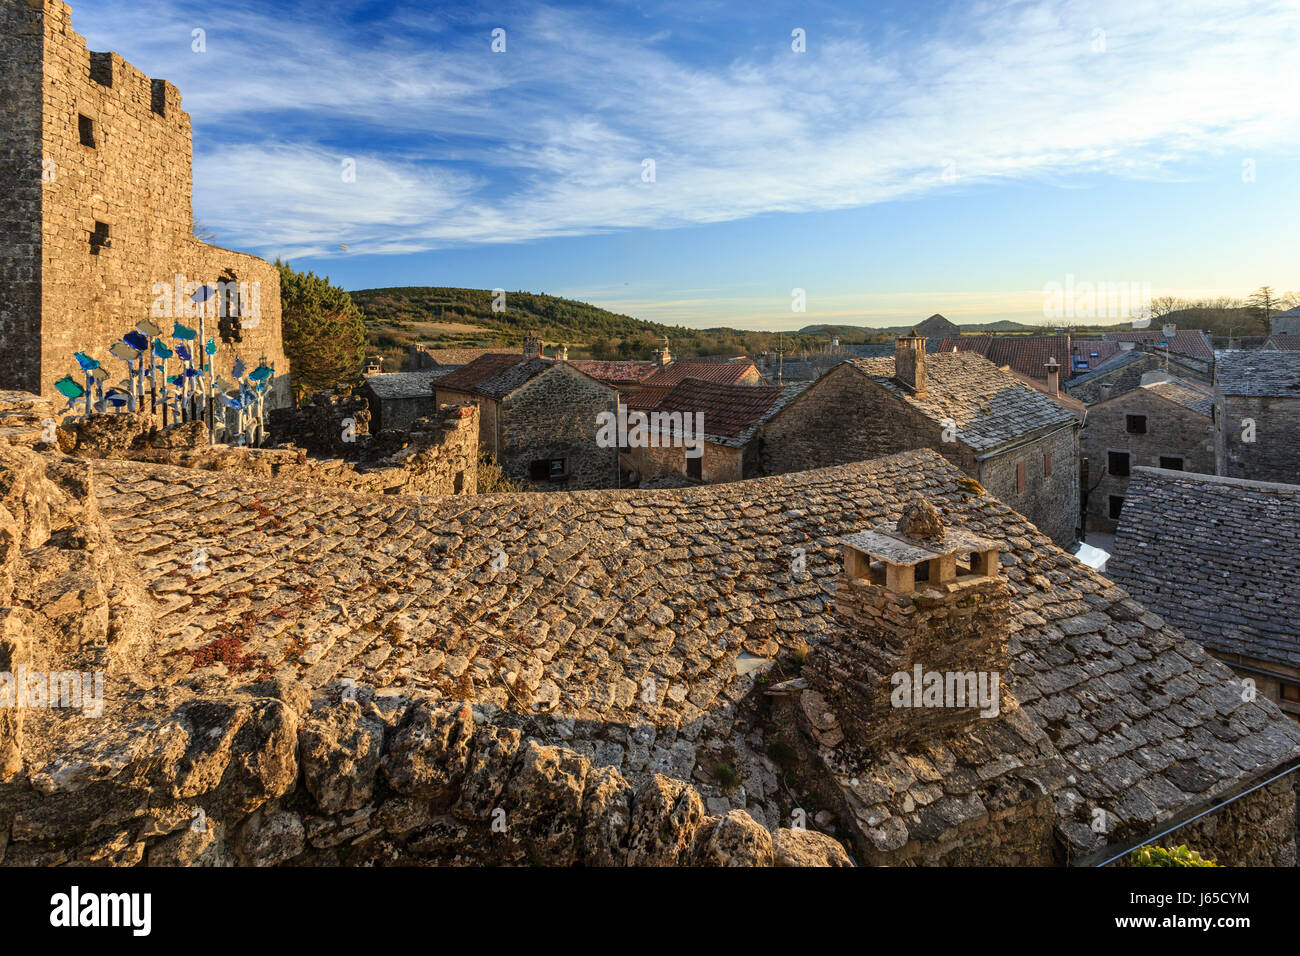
xmin=806 ymin=498 xmax=1010 ymax=752
xmin=523 ymin=334 xmax=542 ymax=359
xmin=1044 ymin=356 xmax=1060 ymax=397
xmin=558 ymin=343 xmax=569 ymax=361
xmin=894 ymin=329 xmax=927 ymax=395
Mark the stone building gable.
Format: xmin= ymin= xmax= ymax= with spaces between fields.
xmin=498 ymin=361 xmax=618 ymax=490
xmin=1214 ymin=350 xmax=1300 ymax=483
xmin=758 ymin=362 xmax=962 ymax=476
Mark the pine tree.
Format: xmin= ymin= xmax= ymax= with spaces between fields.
xmin=275 ymin=260 xmax=367 ymax=398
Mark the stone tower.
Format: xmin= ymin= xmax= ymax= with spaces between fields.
xmin=0 ymin=0 xmax=291 ymax=407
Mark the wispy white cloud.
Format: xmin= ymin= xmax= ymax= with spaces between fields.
xmin=74 ymin=0 xmax=1300 ymax=259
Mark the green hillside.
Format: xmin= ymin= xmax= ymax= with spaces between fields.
xmin=350 ymin=286 xmax=871 ymax=370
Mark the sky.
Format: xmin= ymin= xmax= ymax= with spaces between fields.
xmin=71 ymin=0 xmax=1300 ymax=330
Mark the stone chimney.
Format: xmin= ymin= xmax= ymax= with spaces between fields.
xmin=807 ymin=498 xmax=1011 ymax=752
xmin=1044 ymin=357 xmax=1060 ymax=397
xmin=557 ymin=343 xmax=569 ymax=361
xmin=894 ymin=329 xmax=927 ymax=396
xmin=523 ymin=334 xmax=542 ymax=359
xmin=1100 ymin=383 xmax=1115 ymax=401
xmin=652 ymin=339 xmax=673 ymax=367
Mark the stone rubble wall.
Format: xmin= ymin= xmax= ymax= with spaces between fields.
xmin=53 ymin=398 xmax=480 ymax=496
xmin=0 ymin=680 xmax=853 ymax=867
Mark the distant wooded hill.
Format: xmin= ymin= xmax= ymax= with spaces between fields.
xmin=351 ymin=287 xmax=895 ymax=369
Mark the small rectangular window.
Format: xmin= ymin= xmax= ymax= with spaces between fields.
xmin=529 ymin=460 xmax=548 ymax=481
xmin=1159 ymin=456 xmax=1184 ymax=471
xmin=1125 ymin=414 xmax=1147 ymax=434
xmin=78 ymin=114 xmax=96 ymax=148
xmin=1108 ymin=495 xmax=1125 ymax=520
xmin=89 ymin=52 xmax=113 ymax=87
xmin=1043 ymin=452 xmax=1053 ymax=478
xmin=549 ymin=458 xmax=566 ymax=478
xmin=90 ymin=221 xmax=110 ymax=254
xmin=1015 ymin=460 xmax=1026 ymax=494
xmin=1108 ymin=451 xmax=1130 ymax=477
xmin=150 ymin=78 xmax=167 ymax=117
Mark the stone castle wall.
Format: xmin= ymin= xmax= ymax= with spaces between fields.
xmin=0 ymin=0 xmax=45 ymax=394
xmin=0 ymin=0 xmax=290 ymax=406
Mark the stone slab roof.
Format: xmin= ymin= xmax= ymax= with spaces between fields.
xmin=1215 ymin=349 xmax=1300 ymax=397
xmin=474 ymin=356 xmax=556 ymax=401
xmin=362 ymin=371 xmax=447 ymax=400
xmin=87 ymin=448 xmax=1300 ymax=858
xmin=1104 ymin=330 xmax=1215 ymax=363
xmin=914 ymin=313 xmax=960 ymax=339
xmin=849 ymin=352 xmax=1079 ymax=452
xmin=1140 ymin=380 xmax=1213 ymax=416
xmin=568 ymin=360 xmax=659 ymax=383
xmin=421 ymin=347 xmax=515 ymax=367
xmin=1108 ymin=468 xmax=1300 ymax=669
xmin=643 ymin=361 xmax=760 ymax=388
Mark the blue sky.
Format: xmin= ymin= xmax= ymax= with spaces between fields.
xmin=73 ymin=0 xmax=1300 ymax=329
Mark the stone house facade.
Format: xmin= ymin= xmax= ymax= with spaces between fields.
xmin=1079 ymin=380 xmax=1214 ymax=533
xmin=436 ymin=350 xmax=618 ymax=490
xmin=1214 ymin=350 xmax=1300 ymax=484
xmin=758 ymin=335 xmax=1081 ymax=547
xmin=0 ymin=0 xmax=291 ymax=406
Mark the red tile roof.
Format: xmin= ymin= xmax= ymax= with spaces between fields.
xmin=653 ymin=378 xmax=783 ymax=438
xmin=937 ymin=334 xmax=1071 ymax=380
xmin=1102 ymin=329 xmax=1214 ymax=362
xmin=642 ymin=361 xmax=760 ymax=388
xmin=624 ymin=386 xmax=672 ymax=410
xmin=433 ymin=352 xmax=528 ymax=394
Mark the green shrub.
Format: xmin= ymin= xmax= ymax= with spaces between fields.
xmin=1130 ymin=844 xmax=1217 ymax=867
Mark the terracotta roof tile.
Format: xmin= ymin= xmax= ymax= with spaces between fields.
xmin=642 ymin=361 xmax=760 ymax=388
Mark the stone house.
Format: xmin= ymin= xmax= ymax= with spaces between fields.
xmin=1109 ymin=468 xmax=1300 ymax=719
xmin=1066 ymin=349 xmax=1209 ymax=404
xmin=759 ymin=334 xmax=1081 ymax=547
xmin=1079 ymin=379 xmax=1214 ymax=533
xmin=1271 ymin=305 xmax=1300 ymax=336
xmin=0 ymin=0 xmax=291 ymax=407
xmin=435 ymin=343 xmax=618 ymax=490
xmin=361 ymin=370 xmax=448 ymax=432
xmin=1213 ymin=350 xmax=1300 ymax=484
xmin=619 ymin=379 xmax=805 ymax=485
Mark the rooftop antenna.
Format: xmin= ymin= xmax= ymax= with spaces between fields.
xmin=774 ymin=332 xmax=787 ymax=385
